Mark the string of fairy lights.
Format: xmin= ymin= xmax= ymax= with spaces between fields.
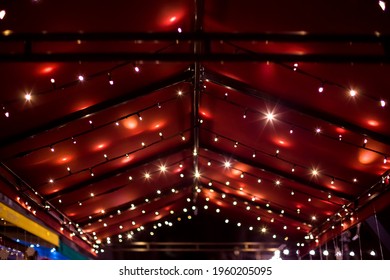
xmin=96 ymin=190 xmax=304 ymax=251
xmin=223 ymin=37 xmax=389 ymax=110
xmin=1 ymin=4 xmax=389 ymax=258
xmin=35 ymin=126 xmax=192 ymax=190
xmin=6 ymin=94 xmax=186 ymax=160
xmin=59 ymin=157 xmax=194 ymax=211
xmin=201 ymin=127 xmax=364 ymax=192
xmin=202 ymin=89 xmax=390 ymax=163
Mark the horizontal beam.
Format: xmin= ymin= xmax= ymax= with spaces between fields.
xmin=110 ymin=241 xmax=281 ymax=252
xmin=0 ymin=53 xmax=389 ymax=63
xmin=1 ymin=32 xmax=389 ymax=43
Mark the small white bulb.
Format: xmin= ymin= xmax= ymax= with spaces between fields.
xmin=379 ymin=1 xmax=386 ymax=11
xmin=0 ymin=10 xmax=6 ymax=20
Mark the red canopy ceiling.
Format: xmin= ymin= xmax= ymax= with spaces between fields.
xmin=0 ymin=0 xmax=390 ymax=258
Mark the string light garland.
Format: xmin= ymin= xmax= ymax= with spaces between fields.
xmin=6 ymin=94 xmax=186 ymax=160
xmin=2 ymin=167 xmax=96 ymax=247
xmin=202 ymin=91 xmax=389 ymax=160
xmin=305 ymin=170 xmax=390 ymax=256
xmin=199 ymin=175 xmax=315 ymax=226
xmin=0 ymin=40 xmax=181 ymax=119
xmin=201 ymin=127 xmax=361 ymax=189
xmin=223 ymin=40 xmax=389 ymax=108
xmin=80 ymin=182 xmax=193 ymax=229
xmin=100 ymin=194 xmax=302 ymax=251
xmin=36 ymin=128 xmax=193 ymax=189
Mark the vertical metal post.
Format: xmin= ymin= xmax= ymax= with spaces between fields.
xmin=192 ymin=0 xmax=203 ymax=206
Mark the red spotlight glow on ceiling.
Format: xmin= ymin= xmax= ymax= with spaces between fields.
xmin=39 ymin=65 xmax=57 ymax=75
xmin=367 ymin=119 xmax=380 ymax=127
xmin=123 ymin=116 xmax=139 ymax=130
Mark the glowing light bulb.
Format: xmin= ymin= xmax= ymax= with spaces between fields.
xmin=266 ymin=112 xmax=274 ymax=121
xmin=318 ymin=84 xmax=324 ymax=93
xmin=177 ymin=27 xmax=182 ymax=33
xmin=379 ymin=1 xmax=386 ymax=11
xmin=312 ymin=169 xmax=318 ymax=176
xmin=134 ymin=66 xmax=140 ymax=73
xmin=214 ymin=136 xmax=219 ymax=142
xmin=380 ymin=99 xmax=386 ymax=107
xmin=177 ymin=90 xmax=183 ymax=96
xmin=160 ymin=164 xmax=167 ymax=172
xmin=194 ymin=170 xmax=201 ymax=178
xmin=50 ymin=78 xmax=56 ymax=84
xmin=349 ymin=89 xmax=357 ymax=97
xmin=224 ymin=161 xmax=231 ymax=168
xmin=315 ymin=127 xmax=321 ymax=134
xmin=144 ymin=172 xmax=150 ymax=179
xmin=25 ymin=93 xmax=32 ymax=101
xmin=323 ymin=250 xmax=329 ymax=256
xmin=0 ymin=10 xmax=6 ymax=20
xmin=384 ymin=156 xmax=387 ymax=164
xmin=78 ymin=75 xmax=84 ymax=81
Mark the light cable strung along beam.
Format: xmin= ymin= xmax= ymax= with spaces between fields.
xmin=44 ymin=143 xmax=193 ymax=201
xmin=201 ymin=144 xmax=354 ymax=202
xmin=0 ymin=70 xmax=192 ymax=148
xmin=204 ymin=70 xmax=390 ymax=146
